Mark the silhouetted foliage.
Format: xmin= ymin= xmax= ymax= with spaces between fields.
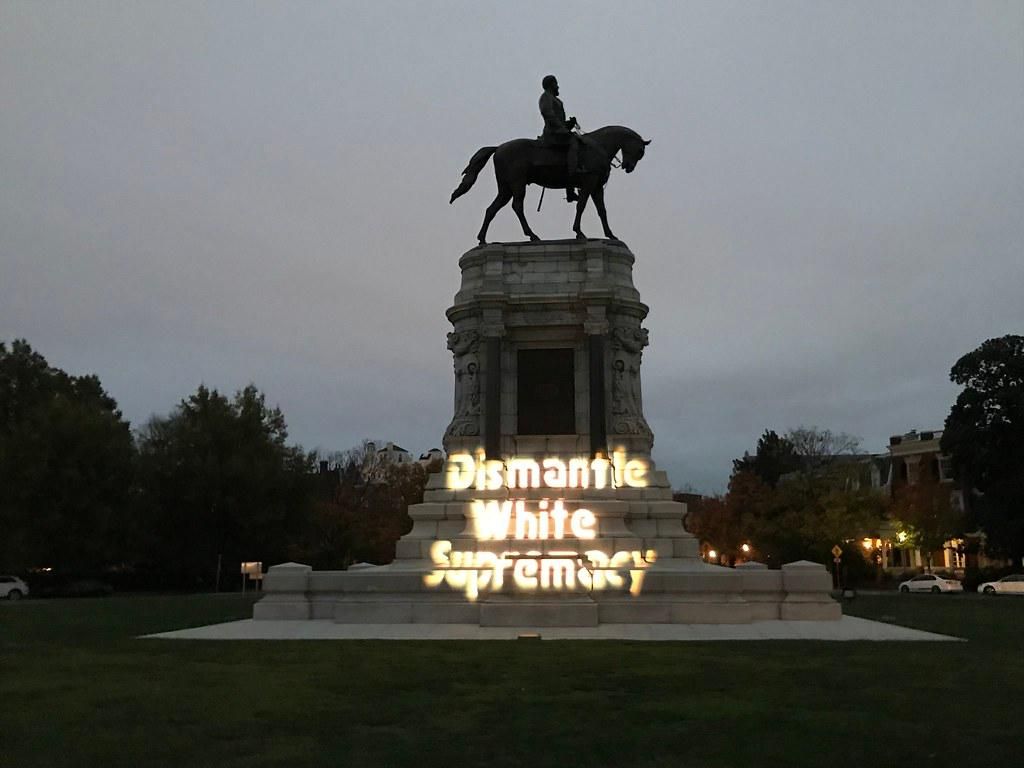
xmin=0 ymin=339 xmax=434 ymax=588
xmin=683 ymin=473 xmax=763 ymax=565
xmin=708 ymin=427 xmax=884 ymax=567
xmin=941 ymin=334 xmax=1024 ymax=562
xmin=0 ymin=339 xmax=135 ymax=573
xmin=732 ymin=430 xmax=800 ymax=488
xmin=290 ymin=454 xmax=425 ymax=569
xmin=785 ymin=426 xmax=860 ymax=474
xmin=889 ymin=472 xmax=966 ymax=572
xmin=135 ymin=384 xmax=313 ymax=587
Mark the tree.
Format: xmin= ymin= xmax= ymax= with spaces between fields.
xmin=726 ymin=426 xmax=881 ymax=568
xmin=800 ymin=487 xmax=888 ymax=560
xmin=785 ymin=426 xmax=861 ymax=475
xmin=0 ymin=340 xmax=136 ymax=573
xmin=290 ymin=446 xmax=425 ymax=568
xmin=889 ymin=472 xmax=965 ymax=572
xmin=735 ymin=479 xmax=880 ymax=580
xmin=941 ymin=335 xmax=1024 ymax=562
xmin=135 ymin=384 xmax=313 ymax=586
xmin=353 ymin=461 xmax=423 ymax=563
xmin=732 ymin=426 xmax=861 ymax=488
xmin=683 ymin=495 xmax=738 ymax=563
xmin=684 ymin=471 xmax=788 ymax=565
xmin=731 ymin=430 xmax=800 ymax=488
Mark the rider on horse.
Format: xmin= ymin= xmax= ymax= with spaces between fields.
xmin=539 ymin=75 xmax=582 ymax=202
xmin=449 ymin=82 xmax=650 ymax=244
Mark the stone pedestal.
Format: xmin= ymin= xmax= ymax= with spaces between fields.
xmin=442 ymin=239 xmax=653 ymax=459
xmin=254 ymin=240 xmax=839 ymax=625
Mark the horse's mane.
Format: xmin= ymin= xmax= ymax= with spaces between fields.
xmin=589 ymin=125 xmax=643 ymax=141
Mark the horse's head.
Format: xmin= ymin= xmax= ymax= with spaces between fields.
xmin=621 ymin=136 xmax=651 ymax=174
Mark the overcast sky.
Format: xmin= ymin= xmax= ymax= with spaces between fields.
xmin=2 ymin=1 xmax=1022 ymax=492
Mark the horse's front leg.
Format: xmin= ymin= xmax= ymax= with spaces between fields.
xmin=572 ymin=185 xmax=592 ymax=240
xmin=591 ymin=186 xmax=616 ymax=241
xmin=511 ymin=186 xmax=540 ymax=242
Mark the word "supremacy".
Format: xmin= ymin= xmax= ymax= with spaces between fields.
xmin=424 ymin=540 xmax=656 ymax=600
xmin=446 ymin=451 xmax=649 ymax=491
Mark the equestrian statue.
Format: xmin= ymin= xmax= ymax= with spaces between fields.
xmin=450 ymin=75 xmax=650 ymax=245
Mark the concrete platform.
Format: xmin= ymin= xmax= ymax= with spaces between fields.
xmin=146 ymin=615 xmax=961 ymax=642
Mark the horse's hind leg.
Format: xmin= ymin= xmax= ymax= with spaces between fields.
xmin=478 ymin=185 xmax=512 ymax=245
xmin=572 ymin=184 xmax=592 ymax=240
xmin=511 ymin=186 xmax=540 ymax=242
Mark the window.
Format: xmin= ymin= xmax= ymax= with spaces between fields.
xmin=938 ymin=457 xmax=955 ymax=482
xmin=946 ymin=541 xmax=966 ymax=569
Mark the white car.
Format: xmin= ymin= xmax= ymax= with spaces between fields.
xmin=978 ymin=574 xmax=1024 ymax=595
xmin=898 ymin=573 xmax=963 ymax=594
xmin=0 ymin=575 xmax=29 ymax=600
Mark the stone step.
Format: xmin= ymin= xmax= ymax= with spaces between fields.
xmin=478 ymin=594 xmax=599 ymax=627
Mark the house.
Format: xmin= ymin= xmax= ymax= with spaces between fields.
xmin=370 ymin=441 xmax=415 ymax=466
xmin=862 ymin=429 xmax=1006 ymax=573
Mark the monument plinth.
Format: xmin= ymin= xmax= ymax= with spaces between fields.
xmin=443 ymin=239 xmax=652 ymax=460
xmin=254 ymin=240 xmax=840 ymax=626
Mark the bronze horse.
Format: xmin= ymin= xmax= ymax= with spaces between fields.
xmin=450 ymin=125 xmax=650 ymax=244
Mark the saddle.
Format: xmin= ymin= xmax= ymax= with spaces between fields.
xmin=532 ymin=133 xmax=598 ymax=172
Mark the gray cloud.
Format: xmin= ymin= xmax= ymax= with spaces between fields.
xmin=2 ymin=1 xmax=1022 ymax=491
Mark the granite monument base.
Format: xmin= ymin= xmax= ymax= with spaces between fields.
xmin=254 ymin=240 xmax=840 ymax=626
xmin=254 ymin=467 xmax=840 ymax=625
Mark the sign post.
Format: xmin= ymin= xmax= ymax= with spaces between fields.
xmin=241 ymin=561 xmax=263 ymax=594
xmin=831 ymin=545 xmax=843 ymax=590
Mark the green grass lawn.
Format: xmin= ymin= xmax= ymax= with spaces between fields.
xmin=2 ymin=592 xmax=1022 ymax=768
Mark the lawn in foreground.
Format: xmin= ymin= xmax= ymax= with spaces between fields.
xmin=2 ymin=592 xmax=1022 ymax=768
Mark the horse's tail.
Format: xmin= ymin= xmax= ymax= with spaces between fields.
xmin=449 ymin=146 xmax=497 ymax=204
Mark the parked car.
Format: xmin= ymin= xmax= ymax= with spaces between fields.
xmin=0 ymin=575 xmax=29 ymax=600
xmin=978 ymin=574 xmax=1024 ymax=595
xmin=898 ymin=573 xmax=963 ymax=593
xmin=31 ymin=577 xmax=114 ymax=598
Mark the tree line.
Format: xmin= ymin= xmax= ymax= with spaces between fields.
xmin=2 ymin=333 xmax=1021 ymax=589
xmin=0 ymin=339 xmax=423 ymax=589
xmin=684 ymin=334 xmax=1024 ymax=579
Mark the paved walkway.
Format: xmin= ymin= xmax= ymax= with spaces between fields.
xmin=147 ymin=615 xmax=961 ymax=642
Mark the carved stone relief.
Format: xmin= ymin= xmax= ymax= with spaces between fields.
xmin=444 ymin=330 xmax=482 ymax=438
xmin=609 ymin=325 xmax=652 ymax=437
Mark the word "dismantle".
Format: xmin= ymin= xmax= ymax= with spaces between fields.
xmin=446 ymin=451 xmax=649 ymax=491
